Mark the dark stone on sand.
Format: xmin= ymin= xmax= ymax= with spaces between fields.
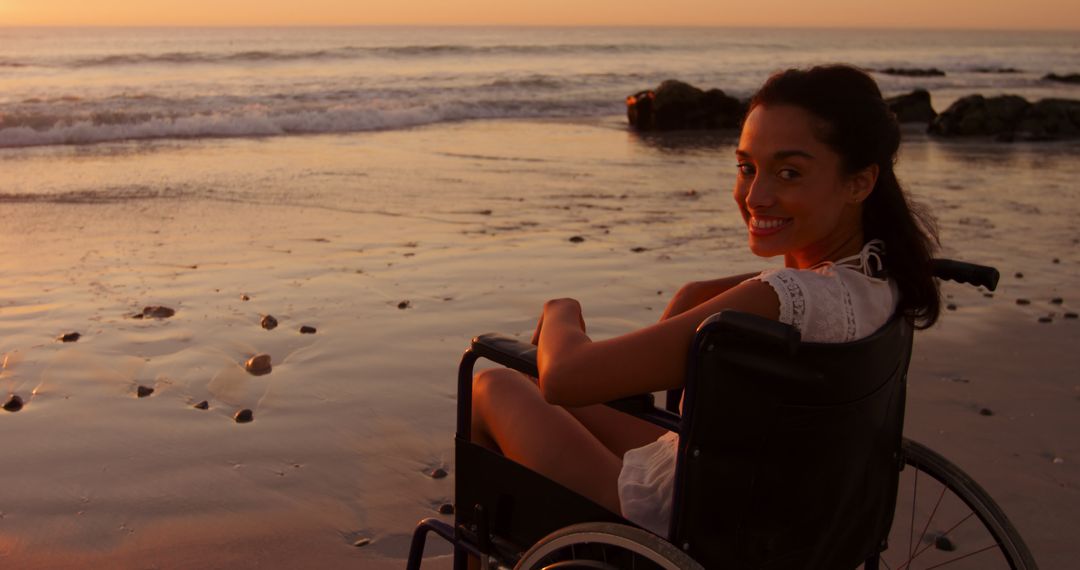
xmin=3 ymin=394 xmax=23 ymax=412
xmin=438 ymin=503 xmax=455 ymax=515
xmin=1015 ymin=272 xmax=1024 ymax=278
xmin=260 ymin=315 xmax=278 ymax=330
xmin=240 ymin=294 xmax=251 ymax=301
xmin=397 ymin=300 xmax=411 ymax=310
xmin=626 ymin=79 xmax=746 ymax=131
xmin=946 ymin=303 xmax=957 ymax=311
xmin=1053 ymin=258 xmax=1060 ymax=264
xmin=885 ymin=89 xmax=937 ymax=123
xmin=630 ymin=247 xmax=648 ymax=253
xmin=1043 ymin=73 xmax=1080 ymax=84
xmin=429 ymin=467 xmax=448 ymax=479
xmin=568 ymin=236 xmax=585 ymax=243
xmin=1051 ymin=297 xmax=1064 ymax=305
xmin=879 ymin=67 xmax=946 ymax=77
xmin=1065 ymin=312 xmax=1078 ymax=319
xmin=142 ymin=306 xmax=175 ymax=319
xmin=245 ymin=353 xmax=272 ymax=376
xmin=136 ymin=385 xmax=154 ymax=398
xmin=131 ymin=313 xmax=144 ymax=319
xmin=194 ymin=400 xmax=209 ymax=410
xmin=1016 ymin=298 xmax=1031 ymax=305
xmin=934 ymin=535 xmax=956 ymax=551
xmin=234 ymin=409 xmax=254 ymax=423
xmin=1038 ymin=316 xmax=1053 ymax=323
xmin=299 ymin=325 xmax=317 ymax=334
xmin=58 ymin=332 xmax=80 ymax=343
xmin=983 ymin=292 xmax=994 ymax=298
xmin=352 ymin=537 xmax=372 ymax=548
xmin=979 ymin=408 xmax=994 ymax=416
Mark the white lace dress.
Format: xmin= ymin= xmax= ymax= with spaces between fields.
xmin=616 ymin=240 xmax=899 ymax=536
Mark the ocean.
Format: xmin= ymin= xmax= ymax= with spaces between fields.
xmin=1 ymin=26 xmax=1078 ymax=149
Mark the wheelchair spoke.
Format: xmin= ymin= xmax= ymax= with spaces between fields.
xmin=921 ymin=544 xmax=999 ymax=569
xmin=906 ymin=511 xmax=975 ymax=564
xmin=909 ymin=467 xmax=919 ymax=560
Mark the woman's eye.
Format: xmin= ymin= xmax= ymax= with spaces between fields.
xmin=736 ymin=163 xmax=755 ymax=176
xmin=778 ymin=168 xmax=800 ymax=180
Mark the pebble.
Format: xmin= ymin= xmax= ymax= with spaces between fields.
xmin=260 ymin=315 xmax=278 ymax=330
xmin=245 ymin=353 xmax=272 ymax=375
xmin=1065 ymin=312 xmax=1078 ymax=319
xmin=193 ymin=400 xmax=209 ymax=410
xmin=934 ymin=535 xmax=956 ymax=552
xmin=3 ymin=394 xmax=23 ymax=412
xmin=398 ymin=300 xmax=411 ymax=310
xmin=234 ymin=409 xmax=254 ymax=423
xmin=352 ymin=537 xmax=371 ymax=548
xmin=240 ymin=294 xmax=251 ymax=301
xmin=1016 ymin=298 xmax=1031 ymax=305
xmin=1053 ymin=258 xmax=1060 ymax=264
xmin=979 ymin=408 xmax=994 ymax=416
xmin=568 ymin=236 xmax=585 ymax=243
xmin=142 ymin=306 xmax=175 ymax=319
xmin=1053 ymin=457 xmax=1065 ymax=464
xmin=983 ymin=293 xmax=994 ymax=298
xmin=1015 ymin=272 xmax=1024 ymax=278
xmin=136 ymin=385 xmax=154 ymax=398
xmin=1051 ymin=297 xmax=1064 ymax=305
xmin=946 ymin=303 xmax=957 ymax=311
xmin=1038 ymin=316 xmax=1053 ymax=323
xmin=630 ymin=246 xmax=648 ymax=253
xmin=429 ymin=467 xmax=448 ymax=479
xmin=299 ymin=325 xmax=317 ymax=334
xmin=438 ymin=503 xmax=455 ymax=515
xmin=58 ymin=332 xmax=80 ymax=343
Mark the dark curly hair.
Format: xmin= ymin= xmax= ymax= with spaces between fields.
xmin=748 ymin=65 xmax=941 ymax=328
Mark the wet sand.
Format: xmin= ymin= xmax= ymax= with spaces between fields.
xmin=1 ymin=118 xmax=1078 ymax=568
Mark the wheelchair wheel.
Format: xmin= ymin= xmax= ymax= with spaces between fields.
xmin=514 ymin=522 xmax=704 ymax=570
xmin=875 ymin=439 xmax=1038 ymax=570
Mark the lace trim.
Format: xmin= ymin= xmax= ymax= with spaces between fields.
xmin=763 ymin=270 xmax=805 ymax=331
xmin=837 ymin=274 xmax=858 ymax=341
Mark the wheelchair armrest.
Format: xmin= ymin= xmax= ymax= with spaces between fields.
xmin=471 ymin=333 xmax=539 ymax=378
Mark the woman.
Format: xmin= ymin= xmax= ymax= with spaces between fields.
xmin=469 ymin=65 xmax=940 ymax=536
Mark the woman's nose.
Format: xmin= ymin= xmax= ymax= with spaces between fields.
xmin=744 ymin=177 xmax=774 ymax=209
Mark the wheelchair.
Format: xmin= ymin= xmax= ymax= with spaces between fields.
xmin=406 ymin=260 xmax=1038 ymax=569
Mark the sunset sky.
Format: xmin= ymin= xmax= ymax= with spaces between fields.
xmin=1 ymin=0 xmax=1078 ymax=29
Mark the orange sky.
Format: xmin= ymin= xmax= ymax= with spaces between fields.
xmin=0 ymin=0 xmax=1078 ymax=29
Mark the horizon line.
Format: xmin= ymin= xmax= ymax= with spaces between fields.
xmin=1 ymin=23 xmax=1078 ymax=32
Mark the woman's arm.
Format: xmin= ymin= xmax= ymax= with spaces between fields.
xmin=536 ymin=278 xmax=779 ymax=407
xmin=659 ymin=273 xmax=760 ymax=321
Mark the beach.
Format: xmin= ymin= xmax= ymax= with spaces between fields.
xmin=1 ymin=26 xmax=1079 ymax=568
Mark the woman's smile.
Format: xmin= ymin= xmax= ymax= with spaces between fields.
xmin=748 ymin=215 xmax=793 ymax=236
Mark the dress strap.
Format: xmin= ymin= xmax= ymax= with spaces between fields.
xmin=834 ymin=239 xmax=886 ymax=278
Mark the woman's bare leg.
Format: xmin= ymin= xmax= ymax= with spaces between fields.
xmin=471 ymin=368 xmax=623 ymax=513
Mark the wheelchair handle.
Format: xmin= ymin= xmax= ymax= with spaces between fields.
xmin=932 ymin=259 xmax=999 ymax=291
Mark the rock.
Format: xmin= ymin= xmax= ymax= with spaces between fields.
xmin=438 ymin=503 xmax=454 ymax=515
xmin=1043 ymin=73 xmax=1080 ymax=84
xmin=885 ymin=89 xmax=937 ymax=123
xmin=240 ymin=294 xmax=250 ymax=301
xmin=1014 ymin=99 xmax=1080 ymax=141
xmin=929 ymin=94 xmax=1031 ymax=138
xmin=142 ymin=306 xmax=175 ymax=319
xmin=1053 ymin=258 xmax=1060 ymax=264
xmin=972 ymin=67 xmax=1020 ymax=74
xmin=299 ymin=325 xmax=317 ymax=334
xmin=630 ymin=246 xmax=648 ymax=253
xmin=130 ymin=313 xmax=144 ymax=319
xmin=234 ymin=409 xmax=254 ymax=423
xmin=1051 ymin=297 xmax=1064 ymax=305
xmin=260 ymin=315 xmax=278 ymax=330
xmin=878 ymin=67 xmax=946 ymax=77
xmin=1015 ymin=272 xmax=1024 ymax=278
xmin=58 ymin=332 xmax=80 ymax=343
xmin=429 ymin=467 xmax=448 ymax=479
xmin=1016 ymin=298 xmax=1031 ymax=305
xmin=193 ymin=400 xmax=209 ymax=410
xmin=3 ymin=394 xmax=23 ymax=412
xmin=946 ymin=303 xmax=957 ymax=311
xmin=1053 ymin=456 xmax=1065 ymax=464
xmin=1038 ymin=316 xmax=1053 ymax=323
xmin=136 ymin=385 xmax=154 ymax=398
xmin=245 ymin=354 xmax=272 ymax=376
xmin=979 ymin=408 xmax=994 ymax=416
xmin=1065 ymin=312 xmax=1078 ymax=319
xmin=983 ymin=293 xmax=994 ymax=298
xmin=397 ymin=300 xmax=411 ymax=310
xmin=568 ymin=235 xmax=586 ymax=243
xmin=626 ymin=79 xmax=746 ymax=131
xmin=352 ymin=537 xmax=371 ymax=548
xmin=934 ymin=535 xmax=956 ymax=551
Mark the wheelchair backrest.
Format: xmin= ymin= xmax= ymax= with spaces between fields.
xmin=670 ymin=310 xmax=912 ymax=569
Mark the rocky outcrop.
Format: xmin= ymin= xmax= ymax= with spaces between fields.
xmin=878 ymin=67 xmax=945 ymax=77
xmin=885 ymin=89 xmax=937 ymax=123
xmin=1043 ymin=73 xmax=1080 ymax=84
xmin=627 ymin=80 xmax=746 ymax=131
xmin=929 ymin=94 xmax=1080 ymax=140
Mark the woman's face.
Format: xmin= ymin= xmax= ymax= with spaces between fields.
xmin=733 ymin=103 xmax=871 ymax=268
